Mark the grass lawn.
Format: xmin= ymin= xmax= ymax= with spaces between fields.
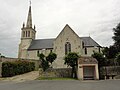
xmin=37 ymin=77 xmax=77 ymax=80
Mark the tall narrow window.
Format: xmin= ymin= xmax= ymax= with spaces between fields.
xmin=28 ymin=31 xmax=30 ymax=37
xmin=65 ymin=42 xmax=71 ymax=55
xmin=99 ymin=47 xmax=100 ymax=53
xmin=85 ymin=48 xmax=87 ymax=55
xmin=26 ymin=31 xmax=27 ymax=37
xmin=37 ymin=50 xmax=39 ymax=56
xmin=82 ymin=42 xmax=84 ymax=48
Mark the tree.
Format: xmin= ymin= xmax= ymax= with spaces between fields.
xmin=0 ymin=53 xmax=5 ymax=58
xmin=46 ymin=52 xmax=57 ymax=64
xmin=92 ymin=52 xmax=108 ymax=79
xmin=112 ymin=23 xmax=120 ymax=52
xmin=115 ymin=53 xmax=120 ymax=65
xmin=64 ymin=52 xmax=79 ymax=78
xmin=102 ymin=46 xmax=118 ymax=59
xmin=38 ymin=53 xmax=49 ymax=71
xmin=92 ymin=52 xmax=107 ymax=67
xmin=38 ymin=52 xmax=57 ymax=71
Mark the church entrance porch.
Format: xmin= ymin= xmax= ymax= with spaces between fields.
xmin=77 ymin=57 xmax=99 ymax=80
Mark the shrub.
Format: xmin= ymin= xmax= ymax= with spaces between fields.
xmin=2 ymin=60 xmax=35 ymax=77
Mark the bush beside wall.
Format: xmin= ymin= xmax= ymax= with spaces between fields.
xmin=2 ymin=60 xmax=35 ymax=77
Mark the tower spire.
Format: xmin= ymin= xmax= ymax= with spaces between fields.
xmin=30 ymin=0 xmax=31 ymax=6
xmin=26 ymin=1 xmax=32 ymax=28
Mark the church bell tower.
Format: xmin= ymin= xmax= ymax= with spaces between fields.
xmin=18 ymin=2 xmax=36 ymax=59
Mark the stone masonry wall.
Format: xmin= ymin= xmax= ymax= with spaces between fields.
xmin=39 ymin=68 xmax=72 ymax=78
xmin=100 ymin=66 xmax=120 ymax=76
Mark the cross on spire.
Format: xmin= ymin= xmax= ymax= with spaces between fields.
xmin=29 ymin=0 xmax=31 ymax=6
xmin=26 ymin=0 xmax=32 ymax=28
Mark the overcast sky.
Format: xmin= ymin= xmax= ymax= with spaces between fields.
xmin=0 ymin=0 xmax=120 ymax=57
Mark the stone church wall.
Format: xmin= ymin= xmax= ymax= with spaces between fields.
xmin=28 ymin=49 xmax=51 ymax=60
xmin=53 ymin=25 xmax=83 ymax=68
xmin=82 ymin=47 xmax=102 ymax=56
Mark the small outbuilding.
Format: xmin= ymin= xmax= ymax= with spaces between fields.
xmin=77 ymin=57 xmax=99 ymax=80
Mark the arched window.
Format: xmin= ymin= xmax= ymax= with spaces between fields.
xmin=28 ymin=31 xmax=30 ymax=37
xmin=26 ymin=31 xmax=27 ymax=37
xmin=65 ymin=42 xmax=71 ymax=55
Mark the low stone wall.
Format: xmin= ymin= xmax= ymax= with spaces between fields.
xmin=100 ymin=66 xmax=120 ymax=76
xmin=100 ymin=66 xmax=120 ymax=79
xmin=39 ymin=68 xmax=72 ymax=78
xmin=0 ymin=57 xmax=19 ymax=62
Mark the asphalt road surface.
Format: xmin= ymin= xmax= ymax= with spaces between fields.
xmin=0 ymin=80 xmax=120 ymax=90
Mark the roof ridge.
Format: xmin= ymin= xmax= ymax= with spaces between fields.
xmin=34 ymin=38 xmax=55 ymax=40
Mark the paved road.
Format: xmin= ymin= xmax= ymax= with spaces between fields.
xmin=0 ymin=80 xmax=120 ymax=90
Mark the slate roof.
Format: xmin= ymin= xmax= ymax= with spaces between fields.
xmin=28 ymin=37 xmax=101 ymax=50
xmin=28 ymin=39 xmax=54 ymax=50
xmin=80 ymin=37 xmax=100 ymax=47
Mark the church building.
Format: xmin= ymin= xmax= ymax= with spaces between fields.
xmin=18 ymin=4 xmax=102 ymax=70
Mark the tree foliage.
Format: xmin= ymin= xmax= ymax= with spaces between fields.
xmin=38 ymin=53 xmax=49 ymax=71
xmin=64 ymin=52 xmax=79 ymax=78
xmin=92 ymin=52 xmax=107 ymax=67
xmin=112 ymin=23 xmax=120 ymax=51
xmin=46 ymin=52 xmax=57 ymax=64
xmin=115 ymin=53 xmax=120 ymax=65
xmin=102 ymin=46 xmax=118 ymax=59
xmin=0 ymin=53 xmax=5 ymax=58
xmin=101 ymin=23 xmax=120 ymax=65
xmin=2 ymin=61 xmax=35 ymax=77
xmin=38 ymin=52 xmax=57 ymax=71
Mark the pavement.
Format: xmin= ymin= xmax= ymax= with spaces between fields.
xmin=0 ymin=71 xmax=120 ymax=90
xmin=0 ymin=80 xmax=120 ymax=90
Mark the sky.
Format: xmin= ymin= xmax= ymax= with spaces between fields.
xmin=0 ymin=0 xmax=120 ymax=57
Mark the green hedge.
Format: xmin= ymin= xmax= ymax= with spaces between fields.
xmin=2 ymin=60 xmax=35 ymax=77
